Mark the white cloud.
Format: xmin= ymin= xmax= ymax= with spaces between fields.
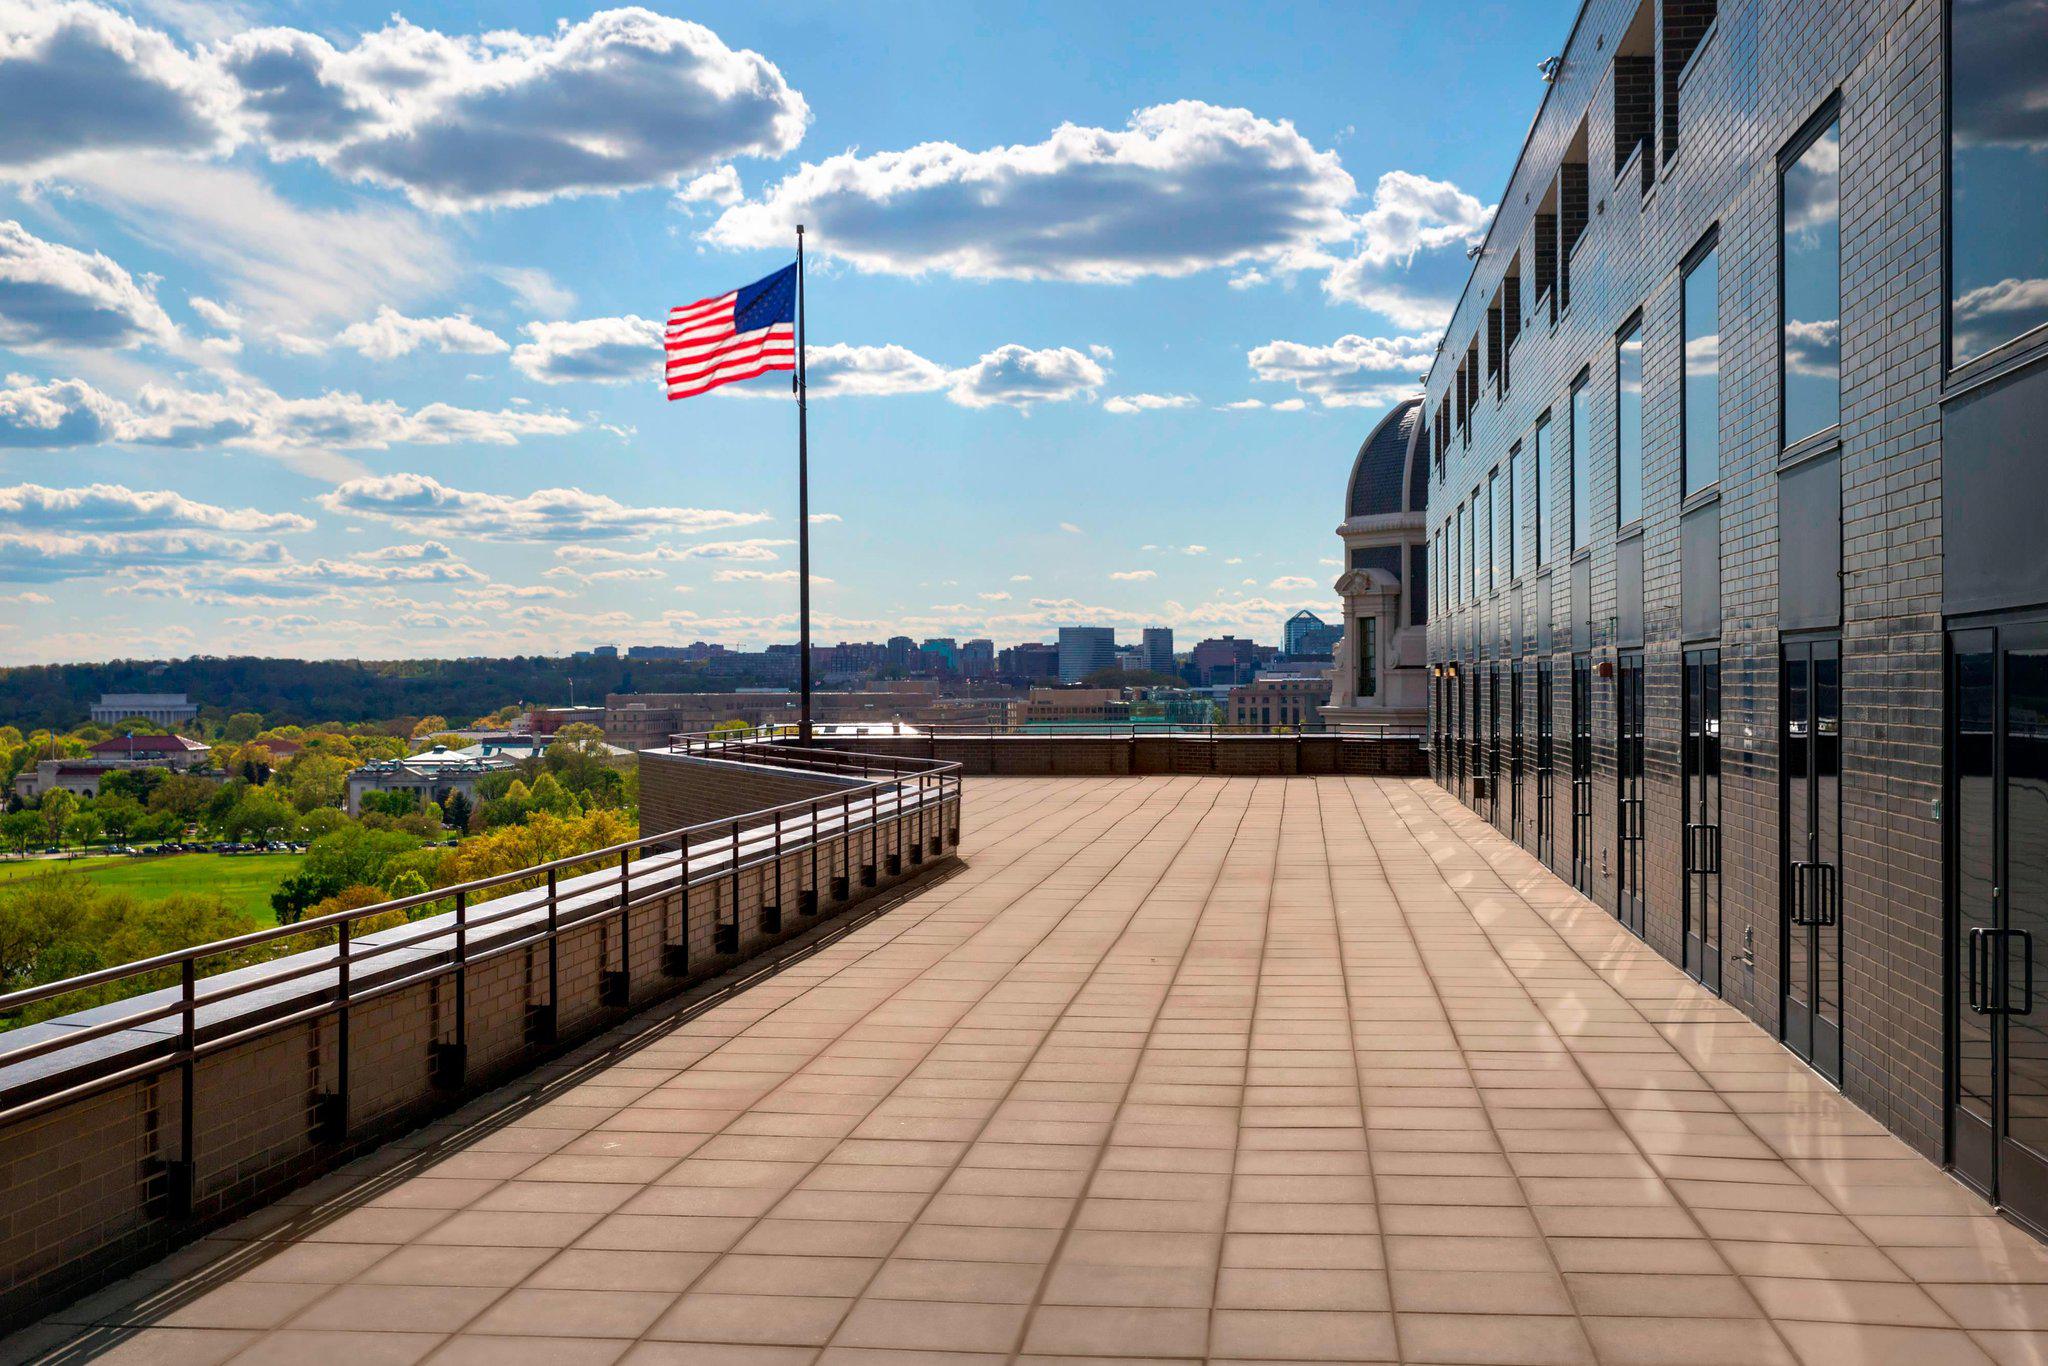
xmin=1010 ymin=573 xmax=1033 ymax=581
xmin=0 ymin=1 xmax=237 ymax=176
xmin=1272 ymin=398 xmax=1307 ymax=411
xmin=1109 ymin=569 xmax=1156 ymax=581
xmin=708 ymin=101 xmax=1355 ymax=283
xmin=62 ymin=156 xmax=452 ymax=329
xmin=1057 ymin=524 xmax=1081 ymax=535
xmin=1269 ymin=575 xmax=1315 ymax=590
xmin=0 ymin=528 xmax=285 ymax=582
xmin=678 ymin=165 xmax=743 ymax=206
xmin=1102 ymin=392 xmax=1196 ymax=414
xmin=489 ymin=265 xmax=574 ymax=317
xmin=714 ymin=567 xmax=807 ymax=583
xmin=0 ymin=219 xmax=178 ymax=350
xmin=1348 ymin=170 xmax=1491 ymax=269
xmin=511 ymin=315 xmax=663 ymax=384
xmin=677 ymin=537 xmax=793 ymax=561
xmin=1247 ymin=334 xmax=1433 ymax=407
xmin=802 ymin=343 xmax=949 ymax=398
xmin=219 ymin=9 xmax=809 ymax=210
xmin=336 ymin=305 xmax=508 ymax=360
xmin=948 ymin=344 xmax=1105 ymax=409
xmin=319 ymin=473 xmax=770 ymax=542
xmin=0 ymin=373 xmax=123 ymax=446
xmin=0 ymin=481 xmax=312 ymax=532
xmin=978 ymin=591 xmax=1009 ymax=601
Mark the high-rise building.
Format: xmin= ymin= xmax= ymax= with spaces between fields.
xmin=1056 ymin=627 xmax=1117 ymax=684
xmin=998 ymin=642 xmax=1060 ymax=680
xmin=1187 ymin=636 xmax=1270 ymax=686
xmin=885 ymin=636 xmax=915 ymax=671
xmin=958 ymin=639 xmax=995 ymax=678
xmin=1283 ymin=610 xmax=1342 ymax=657
xmin=918 ymin=638 xmax=958 ymax=672
xmin=1141 ymin=627 xmax=1174 ymax=674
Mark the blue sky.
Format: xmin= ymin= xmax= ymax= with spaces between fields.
xmin=0 ymin=0 xmax=1564 ymax=662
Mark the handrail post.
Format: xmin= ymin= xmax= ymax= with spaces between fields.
xmin=170 ymin=957 xmax=196 ymax=1218
xmin=602 ymin=849 xmax=630 ymax=1006
xmin=333 ymin=917 xmax=351 ymax=1140
xmin=540 ymin=868 xmax=559 ymax=1043
xmin=806 ymin=797 xmax=820 ymax=914
xmin=665 ymin=831 xmax=690 ymax=976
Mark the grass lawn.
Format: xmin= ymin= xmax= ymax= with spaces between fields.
xmin=0 ymin=852 xmax=303 ymax=924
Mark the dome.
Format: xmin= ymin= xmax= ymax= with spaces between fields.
xmin=1344 ymin=396 xmax=1427 ymax=520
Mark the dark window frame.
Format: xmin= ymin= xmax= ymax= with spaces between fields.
xmin=1615 ymin=311 xmax=1646 ymax=530
xmin=1777 ymin=93 xmax=1844 ymax=459
xmin=1680 ymin=225 xmax=1722 ymax=497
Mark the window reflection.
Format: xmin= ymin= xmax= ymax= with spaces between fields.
xmin=1616 ymin=319 xmax=1644 ymax=525
xmin=1782 ymin=119 xmax=1840 ymax=443
xmin=1951 ymin=0 xmax=2048 ymax=364
xmin=1570 ymin=378 xmax=1590 ymax=553
xmin=1684 ymin=246 xmax=1720 ymax=491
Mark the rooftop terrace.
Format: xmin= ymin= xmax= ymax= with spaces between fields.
xmin=13 ymin=774 xmax=2048 ymax=1364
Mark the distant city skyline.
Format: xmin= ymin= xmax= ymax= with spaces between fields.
xmin=0 ymin=1 xmax=1559 ymax=664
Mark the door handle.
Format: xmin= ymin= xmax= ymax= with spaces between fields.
xmin=2009 ymin=928 xmax=2035 ymax=1017
xmin=1970 ymin=926 xmax=1994 ymax=1014
xmin=1811 ymin=862 xmax=1837 ymax=927
xmin=1790 ymin=861 xmax=1815 ymax=925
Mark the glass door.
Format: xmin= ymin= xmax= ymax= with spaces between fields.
xmin=1616 ymin=651 xmax=1647 ymax=937
xmin=1536 ymin=661 xmax=1555 ymax=866
xmin=1683 ymin=648 xmax=1723 ymax=993
xmin=1487 ymin=665 xmax=1502 ymax=823
xmin=1782 ymin=637 xmax=1842 ymax=1082
xmin=1949 ymin=622 xmax=2048 ymax=1233
xmin=1571 ymin=655 xmax=1593 ymax=893
xmin=1510 ymin=663 xmax=1526 ymax=846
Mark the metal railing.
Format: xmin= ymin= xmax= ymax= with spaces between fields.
xmin=0 ymin=744 xmax=960 ymax=1216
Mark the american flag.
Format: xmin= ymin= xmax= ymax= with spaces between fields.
xmin=664 ymin=263 xmax=798 ymax=400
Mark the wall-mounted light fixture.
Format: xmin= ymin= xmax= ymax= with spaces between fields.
xmin=1597 ymin=659 xmax=1615 ymax=680
xmin=1538 ymin=55 xmax=1564 ymax=83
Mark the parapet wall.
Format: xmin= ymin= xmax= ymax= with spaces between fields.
xmin=0 ymin=767 xmax=958 ymax=1333
xmin=787 ymin=733 xmax=1427 ymax=778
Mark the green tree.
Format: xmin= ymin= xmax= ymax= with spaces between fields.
xmin=1 ymin=810 xmax=40 ymax=856
xmin=92 ymin=795 xmax=145 ymax=842
xmin=97 ymin=768 xmax=165 ymax=804
xmin=441 ymin=789 xmax=474 ymax=834
xmin=39 ymin=790 xmax=77 ymax=845
xmin=219 ymin=791 xmax=299 ymax=841
xmin=284 ymin=754 xmax=351 ymax=813
xmin=223 ymin=712 xmax=264 ymax=743
xmin=148 ymin=773 xmax=220 ymax=825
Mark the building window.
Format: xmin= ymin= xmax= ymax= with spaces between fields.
xmin=1478 ymin=478 xmax=1494 ymax=593
xmin=1682 ymin=237 xmax=1721 ymax=492
xmin=1782 ymin=107 xmax=1841 ymax=446
xmin=1949 ymin=0 xmax=2048 ymax=366
xmin=1569 ymin=372 xmax=1591 ymax=554
xmin=1454 ymin=503 xmax=1467 ymax=603
xmin=1616 ymin=315 xmax=1645 ymax=526
xmin=1359 ymin=617 xmax=1378 ymax=698
xmin=1464 ymin=499 xmax=1476 ymax=602
xmin=1532 ymin=415 xmax=1551 ymax=567
xmin=1503 ymin=446 xmax=1521 ymax=582
xmin=1490 ymin=467 xmax=1509 ymax=589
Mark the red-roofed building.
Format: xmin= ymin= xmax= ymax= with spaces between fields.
xmin=86 ymin=735 xmax=212 ymax=769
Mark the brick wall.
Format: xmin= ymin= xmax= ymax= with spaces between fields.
xmin=639 ymin=751 xmax=867 ymax=833
xmin=0 ymin=765 xmax=958 ymax=1331
xmin=778 ymin=734 xmax=1427 ymax=778
xmin=1420 ymin=0 xmax=1954 ymax=1161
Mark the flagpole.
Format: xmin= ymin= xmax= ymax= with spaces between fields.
xmin=796 ymin=225 xmax=812 ymax=745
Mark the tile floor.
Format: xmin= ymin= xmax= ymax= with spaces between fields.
xmin=15 ymin=775 xmax=2048 ymax=1364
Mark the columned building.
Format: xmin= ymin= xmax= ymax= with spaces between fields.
xmin=1419 ymin=0 xmax=2048 ymax=1223
xmin=1324 ymin=397 xmax=1428 ymax=732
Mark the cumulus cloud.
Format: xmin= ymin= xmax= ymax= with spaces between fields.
xmin=1246 ymin=333 xmax=1433 ymax=407
xmin=1320 ymin=171 xmax=1490 ymax=324
xmin=0 ymin=373 xmax=123 ymax=446
xmin=800 ymin=343 xmax=949 ymax=398
xmin=1269 ymin=575 xmax=1316 ymax=590
xmin=511 ymin=315 xmax=663 ymax=383
xmin=714 ymin=567 xmax=807 ymax=583
xmin=336 ymin=306 xmax=508 ymax=360
xmin=677 ymin=165 xmax=743 ymax=206
xmin=1109 ymin=569 xmax=1156 ymax=581
xmin=0 ymin=219 xmax=178 ymax=350
xmin=0 ymin=528 xmax=285 ymax=582
xmin=218 ymin=9 xmax=809 ymax=210
xmin=676 ymin=537 xmax=792 ymax=560
xmin=948 ymin=344 xmax=1105 ymax=409
xmin=708 ymin=101 xmax=1355 ymax=283
xmin=1102 ymin=392 xmax=1196 ymax=414
xmin=0 ymin=481 xmax=312 ymax=532
xmin=319 ymin=472 xmax=770 ymax=542
xmin=0 ymin=0 xmax=237 ymax=175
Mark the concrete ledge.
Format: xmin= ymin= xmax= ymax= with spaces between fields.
xmin=774 ymin=732 xmax=1427 ymax=778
